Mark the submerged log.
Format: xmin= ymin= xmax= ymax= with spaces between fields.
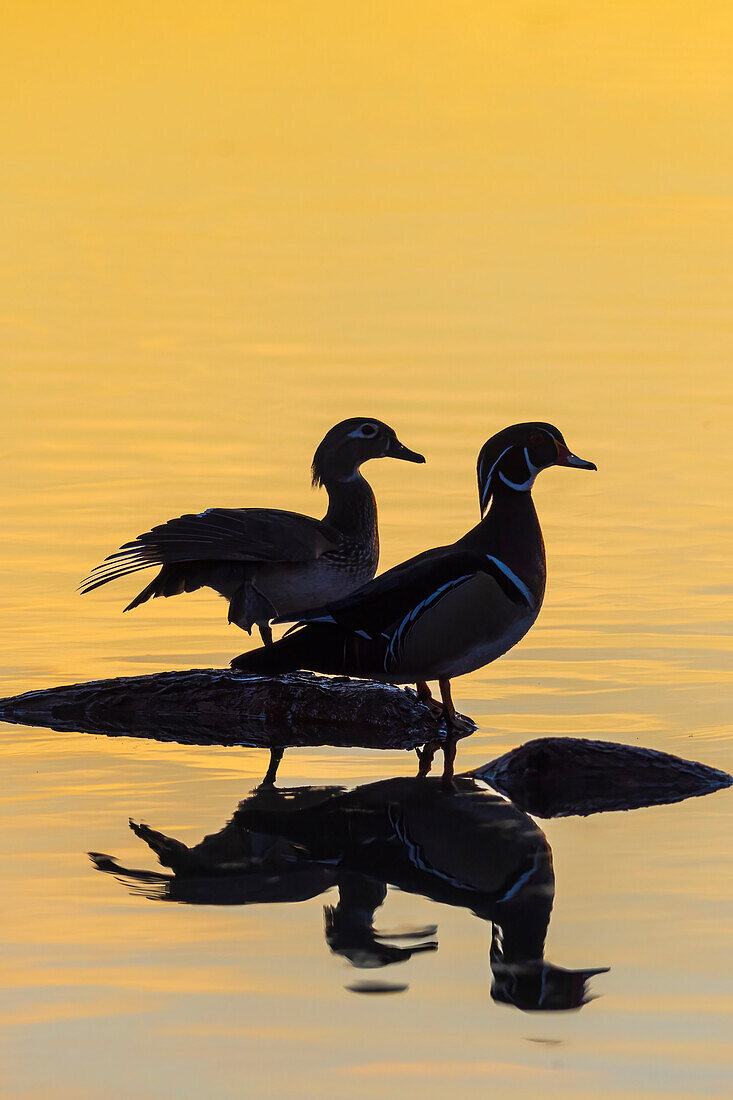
xmin=0 ymin=671 xmax=729 ymax=816
xmin=0 ymin=668 xmax=461 ymax=749
xmin=474 ymin=736 xmax=732 ymax=817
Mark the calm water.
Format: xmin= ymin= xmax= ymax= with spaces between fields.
xmin=2 ymin=4 xmax=732 ymax=1097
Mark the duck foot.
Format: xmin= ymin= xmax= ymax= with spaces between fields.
xmin=416 ymin=725 xmax=473 ymax=783
xmin=414 ymin=681 xmax=474 ymax=781
xmin=438 ymin=678 xmax=476 ymax=735
xmin=411 ymin=682 xmax=475 ymax=730
xmin=414 ymin=680 xmax=445 ymax=717
xmin=445 ymin=713 xmax=475 ymax=734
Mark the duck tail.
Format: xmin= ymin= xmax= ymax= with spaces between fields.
xmin=230 ymin=625 xmax=337 ymax=674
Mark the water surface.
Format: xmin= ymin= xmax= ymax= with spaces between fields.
xmin=1 ymin=3 xmax=732 ymax=1097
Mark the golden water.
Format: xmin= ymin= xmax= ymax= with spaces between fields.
xmin=1 ymin=3 xmax=732 ymax=1096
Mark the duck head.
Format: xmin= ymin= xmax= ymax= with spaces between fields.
xmin=489 ymin=926 xmax=608 ymax=1011
xmin=477 ymin=422 xmax=596 ymax=516
xmin=490 ymin=958 xmax=610 ymax=1012
xmin=312 ymin=418 xmax=425 ymax=486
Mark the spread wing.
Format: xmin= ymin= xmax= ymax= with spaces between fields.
xmin=80 ymin=508 xmax=340 ymax=594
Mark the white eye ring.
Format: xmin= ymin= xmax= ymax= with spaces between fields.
xmin=359 ymin=423 xmax=379 ymax=438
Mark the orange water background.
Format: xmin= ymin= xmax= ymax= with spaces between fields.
xmin=1 ymin=4 xmax=732 ymax=1097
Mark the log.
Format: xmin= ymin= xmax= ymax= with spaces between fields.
xmin=0 ymin=671 xmax=729 ymax=816
xmin=0 ymin=668 xmax=462 ymax=750
xmin=474 ymin=736 xmax=732 ymax=817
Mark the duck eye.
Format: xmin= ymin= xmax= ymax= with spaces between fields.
xmin=360 ymin=423 xmax=379 ymax=438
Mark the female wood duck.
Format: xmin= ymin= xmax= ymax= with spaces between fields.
xmin=80 ymin=418 xmax=424 ymax=643
xmin=231 ymin=422 xmax=596 ymax=727
xmin=92 ymin=775 xmax=607 ymax=1009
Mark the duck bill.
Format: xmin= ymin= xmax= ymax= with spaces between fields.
xmin=387 ymin=438 xmax=426 ymax=464
xmin=556 ymin=444 xmax=597 ymax=471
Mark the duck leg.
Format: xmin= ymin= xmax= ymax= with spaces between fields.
xmin=416 ymin=679 xmax=472 ymax=780
xmin=416 ymin=739 xmax=440 ymax=777
xmin=258 ymin=622 xmax=274 ymax=646
xmin=260 ymin=746 xmax=284 ymax=786
xmin=439 ymin=678 xmax=460 ymax=791
xmin=416 ymin=680 xmax=444 ymax=715
xmin=438 ymin=678 xmax=474 ymax=733
xmin=438 ymin=678 xmax=459 ymax=726
xmin=414 ymin=681 xmax=445 ymax=775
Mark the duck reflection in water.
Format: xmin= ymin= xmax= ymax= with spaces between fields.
xmin=91 ymin=774 xmax=607 ymax=1011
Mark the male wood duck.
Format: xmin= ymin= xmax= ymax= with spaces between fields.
xmin=80 ymin=418 xmax=424 ymax=643
xmin=92 ymin=775 xmax=607 ymax=1009
xmin=231 ymin=422 xmax=596 ymax=733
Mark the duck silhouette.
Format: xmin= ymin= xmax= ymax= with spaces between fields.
xmin=91 ymin=774 xmax=607 ymax=1010
xmin=81 ymin=418 xmax=424 ymax=643
xmin=232 ymin=423 xmax=596 ymax=756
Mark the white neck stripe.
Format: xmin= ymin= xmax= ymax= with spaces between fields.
xmin=499 ymin=469 xmax=536 ymax=492
xmin=481 ymin=445 xmax=513 ymax=512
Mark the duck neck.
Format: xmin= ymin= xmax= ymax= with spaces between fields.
xmin=491 ymin=901 xmax=553 ymax=967
xmin=323 ymin=472 xmax=379 ymax=546
xmin=488 ymin=840 xmax=555 ymax=966
xmin=468 ymin=483 xmax=546 ymax=598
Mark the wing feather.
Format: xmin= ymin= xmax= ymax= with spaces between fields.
xmin=80 ymin=508 xmax=340 ymax=594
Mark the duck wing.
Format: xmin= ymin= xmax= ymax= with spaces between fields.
xmin=80 ymin=508 xmax=340 ymax=594
xmin=233 ymin=542 xmax=538 ymax=675
xmin=277 ymin=547 xmax=493 ymax=638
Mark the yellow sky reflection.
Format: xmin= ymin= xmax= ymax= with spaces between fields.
xmin=1 ymin=4 xmax=732 ymax=1099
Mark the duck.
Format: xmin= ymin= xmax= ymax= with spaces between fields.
xmin=80 ymin=418 xmax=425 ymax=643
xmin=231 ymin=422 xmax=596 ymax=741
xmin=92 ymin=774 xmax=607 ymax=1009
